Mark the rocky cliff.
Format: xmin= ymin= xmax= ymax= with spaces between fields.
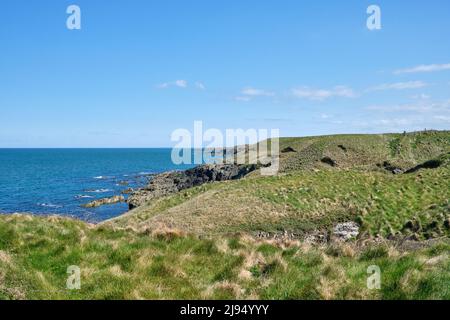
xmin=127 ymin=163 xmax=258 ymax=209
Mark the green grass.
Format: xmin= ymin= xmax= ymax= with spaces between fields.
xmin=0 ymin=214 xmax=448 ymax=300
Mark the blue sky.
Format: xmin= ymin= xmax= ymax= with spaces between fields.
xmin=1 ymin=0 xmax=449 ymax=147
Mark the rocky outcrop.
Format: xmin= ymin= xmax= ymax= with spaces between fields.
xmin=321 ymin=157 xmax=337 ymax=167
xmin=379 ymin=161 xmax=404 ymax=174
xmin=121 ymin=188 xmax=134 ymax=194
xmin=127 ymin=163 xmax=258 ymax=209
xmin=332 ymin=222 xmax=359 ymax=241
xmin=82 ymin=195 xmax=125 ymax=208
xmin=281 ymin=146 xmax=296 ymax=153
xmin=404 ymin=159 xmax=442 ymax=174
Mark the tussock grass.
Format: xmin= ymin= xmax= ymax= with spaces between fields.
xmin=0 ymin=214 xmax=449 ymax=300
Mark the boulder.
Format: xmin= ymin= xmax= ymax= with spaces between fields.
xmin=380 ymin=161 xmax=403 ymax=174
xmin=332 ymin=222 xmax=359 ymax=241
xmin=281 ymin=146 xmax=296 ymax=153
xmin=321 ymin=157 xmax=337 ymax=167
xmin=82 ymin=195 xmax=125 ymax=208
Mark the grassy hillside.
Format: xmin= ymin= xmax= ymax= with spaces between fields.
xmin=1 ymin=130 xmax=449 ymax=300
xmin=276 ymin=130 xmax=450 ymax=172
xmin=1 ymin=214 xmax=449 ymax=300
xmin=107 ymin=131 xmax=450 ymax=240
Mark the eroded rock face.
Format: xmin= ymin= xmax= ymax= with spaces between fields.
xmin=379 ymin=161 xmax=404 ymax=174
xmin=332 ymin=222 xmax=360 ymax=241
xmin=281 ymin=147 xmax=296 ymax=153
xmin=405 ymin=159 xmax=442 ymax=174
xmin=127 ymin=163 xmax=258 ymax=209
xmin=321 ymin=157 xmax=337 ymax=167
xmin=82 ymin=195 xmax=125 ymax=208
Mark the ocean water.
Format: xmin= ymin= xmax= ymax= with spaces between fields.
xmin=0 ymin=149 xmax=194 ymax=222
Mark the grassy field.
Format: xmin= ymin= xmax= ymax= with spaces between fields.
xmin=0 ymin=130 xmax=449 ymax=300
xmin=1 ymin=214 xmax=449 ymax=300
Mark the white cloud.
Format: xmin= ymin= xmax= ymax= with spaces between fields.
xmin=241 ymin=87 xmax=275 ymax=97
xmin=366 ymin=99 xmax=450 ymax=113
xmin=174 ymin=80 xmax=188 ymax=88
xmin=366 ymin=81 xmax=428 ymax=92
xmin=234 ymin=96 xmax=251 ymax=102
xmin=434 ymin=115 xmax=450 ymax=122
xmin=394 ymin=63 xmax=450 ymax=74
xmin=291 ymin=86 xmax=356 ymax=101
xmin=157 ymin=80 xmax=188 ymax=89
xmin=234 ymin=87 xmax=275 ymax=102
xmin=195 ymin=81 xmax=206 ymax=90
xmin=411 ymin=93 xmax=431 ymax=100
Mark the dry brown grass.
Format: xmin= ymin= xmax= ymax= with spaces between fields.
xmin=149 ymin=226 xmax=186 ymax=241
xmin=0 ymin=251 xmax=12 ymax=264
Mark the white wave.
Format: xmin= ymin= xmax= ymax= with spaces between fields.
xmin=75 ymin=195 xmax=94 ymax=199
xmin=85 ymin=189 xmax=113 ymax=193
xmin=94 ymin=175 xmax=114 ymax=180
xmin=38 ymin=203 xmax=63 ymax=208
xmin=138 ymin=172 xmax=153 ymax=175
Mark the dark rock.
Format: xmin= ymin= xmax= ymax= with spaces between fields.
xmin=381 ymin=161 xmax=403 ymax=174
xmin=281 ymin=147 xmax=296 ymax=153
xmin=405 ymin=159 xmax=442 ymax=174
xmin=121 ymin=188 xmax=134 ymax=194
xmin=338 ymin=145 xmax=347 ymax=152
xmin=82 ymin=195 xmax=125 ymax=208
xmin=444 ymin=219 xmax=450 ymax=229
xmin=321 ymin=157 xmax=337 ymax=167
xmin=402 ymin=220 xmax=421 ymax=232
xmin=127 ymin=163 xmax=258 ymax=209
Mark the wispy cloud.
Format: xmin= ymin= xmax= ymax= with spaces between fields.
xmin=234 ymin=96 xmax=252 ymax=102
xmin=366 ymin=81 xmax=428 ymax=92
xmin=157 ymin=80 xmax=188 ymax=89
xmin=394 ymin=63 xmax=450 ymax=74
xmin=291 ymin=86 xmax=356 ymax=101
xmin=411 ymin=93 xmax=431 ymax=100
xmin=366 ymin=99 xmax=450 ymax=113
xmin=241 ymin=87 xmax=275 ymax=97
xmin=434 ymin=115 xmax=450 ymax=122
xmin=235 ymin=87 xmax=275 ymax=102
xmin=195 ymin=81 xmax=206 ymax=90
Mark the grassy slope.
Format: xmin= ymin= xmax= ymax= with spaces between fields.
xmin=1 ymin=214 xmax=449 ymax=300
xmin=1 ymin=131 xmax=449 ymax=300
xmin=106 ymin=131 xmax=450 ymax=239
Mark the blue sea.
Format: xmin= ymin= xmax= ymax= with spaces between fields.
xmin=0 ymin=149 xmax=194 ymax=222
